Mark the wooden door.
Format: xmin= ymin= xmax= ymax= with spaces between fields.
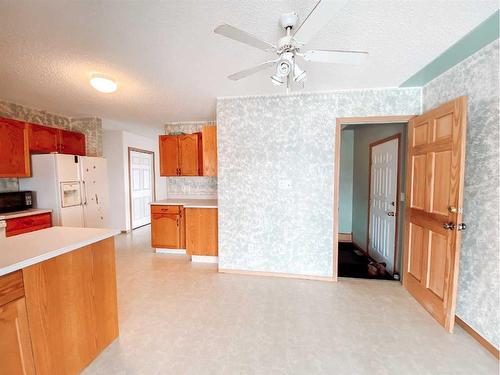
xmin=202 ymin=126 xmax=217 ymax=176
xmin=0 ymin=118 xmax=30 ymax=177
xmin=58 ymin=129 xmax=86 ymax=155
xmin=0 ymin=298 xmax=36 ymax=375
xmin=403 ymin=96 xmax=467 ymax=332
xmin=178 ymin=133 xmax=201 ymax=176
xmin=368 ymin=136 xmax=399 ymax=274
xmin=159 ymin=135 xmax=179 ymax=176
xmin=151 ymin=213 xmax=180 ymax=248
xmin=29 ymin=123 xmax=59 ymax=153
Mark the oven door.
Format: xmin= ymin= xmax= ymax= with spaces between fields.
xmin=60 ymin=181 xmax=82 ymax=208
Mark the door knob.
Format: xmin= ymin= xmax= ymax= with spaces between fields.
xmin=387 ymin=212 xmax=395 ymax=216
xmin=443 ymin=222 xmax=455 ymax=230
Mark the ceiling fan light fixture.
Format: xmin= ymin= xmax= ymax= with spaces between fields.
xmin=271 ymin=74 xmax=285 ymax=86
xmin=276 ymin=60 xmax=291 ymax=77
xmin=293 ymin=64 xmax=306 ymax=83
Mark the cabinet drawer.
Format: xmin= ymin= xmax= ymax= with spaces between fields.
xmin=6 ymin=213 xmax=52 ymax=237
xmin=150 ymin=205 xmax=181 ymax=214
xmin=0 ymin=270 xmax=24 ymax=306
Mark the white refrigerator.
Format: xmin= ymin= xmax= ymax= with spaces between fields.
xmin=20 ymin=154 xmax=109 ymax=228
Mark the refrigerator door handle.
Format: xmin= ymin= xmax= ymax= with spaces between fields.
xmin=82 ymin=181 xmax=88 ymax=205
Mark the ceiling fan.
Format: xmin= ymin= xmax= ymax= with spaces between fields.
xmin=214 ymin=0 xmax=368 ymax=91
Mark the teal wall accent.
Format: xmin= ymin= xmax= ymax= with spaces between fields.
xmin=339 ymin=129 xmax=354 ymax=233
xmin=401 ymin=10 xmax=499 ymax=87
xmin=351 ymin=123 xmax=407 ymax=274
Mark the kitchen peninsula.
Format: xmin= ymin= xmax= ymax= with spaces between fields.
xmin=0 ymin=226 xmax=120 ymax=375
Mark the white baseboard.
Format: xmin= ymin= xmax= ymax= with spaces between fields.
xmin=191 ymin=255 xmax=218 ymax=263
xmin=155 ymin=248 xmax=186 ymax=254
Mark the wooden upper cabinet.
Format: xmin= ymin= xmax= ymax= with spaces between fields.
xmin=58 ymin=129 xmax=86 ymax=156
xmin=178 ymin=133 xmax=201 ymax=176
xmin=202 ymin=126 xmax=217 ymax=176
xmin=0 ymin=118 xmax=30 ymax=178
xmin=29 ymin=123 xmax=59 ymax=153
xmin=160 ymin=135 xmax=179 ymax=176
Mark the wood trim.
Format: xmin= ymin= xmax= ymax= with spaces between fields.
xmin=366 ymin=133 xmax=401 ymax=275
xmin=218 ymin=268 xmax=334 ymax=282
xmin=338 ymin=233 xmax=352 ymax=242
xmin=337 ymin=116 xmax=415 ymax=125
xmin=128 ymin=147 xmax=156 ymax=231
xmin=455 ymin=316 xmax=500 ymax=359
xmin=333 ymin=115 xmax=415 ymax=281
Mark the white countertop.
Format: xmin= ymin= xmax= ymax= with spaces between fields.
xmin=151 ymin=198 xmax=217 ymax=208
xmin=0 ymin=226 xmax=120 ymax=276
xmin=0 ymin=208 xmax=52 ymax=220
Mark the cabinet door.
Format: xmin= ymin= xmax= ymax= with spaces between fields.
xmin=0 ymin=298 xmax=36 ymax=375
xmin=178 ymin=133 xmax=201 ymax=176
xmin=159 ymin=135 xmax=179 ymax=176
xmin=6 ymin=212 xmax=52 ymax=237
xmin=0 ymin=118 xmax=30 ymax=177
xmin=29 ymin=123 xmax=59 ymax=153
xmin=59 ymin=130 xmax=86 ymax=156
xmin=151 ymin=213 xmax=180 ymax=248
xmin=202 ymin=126 xmax=217 ymax=176
xmin=185 ymin=208 xmax=218 ymax=256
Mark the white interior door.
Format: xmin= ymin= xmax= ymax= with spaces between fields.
xmin=369 ymin=137 xmax=399 ymax=274
xmin=130 ymin=150 xmax=154 ymax=229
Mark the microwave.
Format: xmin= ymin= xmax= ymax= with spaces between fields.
xmin=0 ymin=191 xmax=33 ymax=213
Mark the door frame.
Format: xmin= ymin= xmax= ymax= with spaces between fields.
xmin=366 ymin=133 xmax=401 ymax=275
xmin=333 ymin=115 xmax=415 ymax=281
xmin=128 ymin=147 xmax=156 ymax=230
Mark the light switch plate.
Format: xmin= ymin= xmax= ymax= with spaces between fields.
xmin=400 ymin=193 xmax=405 ymax=202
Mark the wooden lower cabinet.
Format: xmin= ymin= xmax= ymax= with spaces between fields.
xmin=151 ymin=205 xmax=184 ymax=248
xmin=185 ymin=208 xmax=218 ymax=256
xmin=0 ymin=270 xmax=35 ymax=375
xmin=6 ymin=212 xmax=52 ymax=237
xmin=0 ymin=238 xmax=119 ymax=375
xmin=0 ymin=297 xmax=36 ymax=375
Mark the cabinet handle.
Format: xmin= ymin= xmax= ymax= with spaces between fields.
xmin=176 ymin=218 xmax=179 ymax=227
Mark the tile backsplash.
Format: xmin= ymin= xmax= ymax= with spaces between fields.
xmin=163 ymin=121 xmax=218 ymax=198
xmin=0 ymin=178 xmax=19 ymax=192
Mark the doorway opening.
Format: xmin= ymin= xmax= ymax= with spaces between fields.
xmin=333 ymin=116 xmax=412 ymax=281
xmin=128 ymin=147 xmax=156 ymax=230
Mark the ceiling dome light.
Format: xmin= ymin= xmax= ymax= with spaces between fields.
xmin=90 ymin=75 xmax=117 ymax=93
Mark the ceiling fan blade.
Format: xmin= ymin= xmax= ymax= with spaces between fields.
xmin=228 ymin=60 xmax=278 ymax=81
xmin=301 ymin=49 xmax=368 ymax=64
xmin=293 ymin=0 xmax=348 ymax=44
xmin=214 ymin=23 xmax=276 ymax=52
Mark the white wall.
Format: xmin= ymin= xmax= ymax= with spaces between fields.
xmin=102 ymin=120 xmax=167 ymax=231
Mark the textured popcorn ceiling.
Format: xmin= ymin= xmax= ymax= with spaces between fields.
xmin=0 ymin=1 xmax=496 ymax=125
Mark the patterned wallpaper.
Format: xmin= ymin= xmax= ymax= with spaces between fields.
xmin=423 ymin=39 xmax=499 ymax=348
xmin=217 ymin=88 xmax=421 ymax=277
xmin=164 ymin=121 xmax=218 ymax=197
xmin=0 ymin=100 xmax=103 ymax=192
